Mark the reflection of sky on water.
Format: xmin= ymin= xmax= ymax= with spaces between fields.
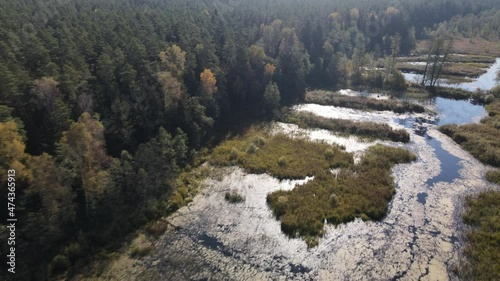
xmin=434 ymin=97 xmax=486 ymax=126
xmin=403 ymin=58 xmax=500 ymax=91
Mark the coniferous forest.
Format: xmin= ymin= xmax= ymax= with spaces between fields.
xmin=1 ymin=0 xmax=499 ymax=280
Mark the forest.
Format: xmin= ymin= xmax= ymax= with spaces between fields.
xmin=0 ymin=0 xmax=499 ymax=280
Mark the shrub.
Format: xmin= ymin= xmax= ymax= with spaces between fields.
xmin=130 ymin=234 xmax=153 ymax=258
xmin=63 ymin=242 xmax=82 ymax=262
xmin=252 ymin=136 xmax=266 ymax=147
xmin=329 ymin=193 xmax=339 ymax=207
xmin=485 ymin=170 xmax=500 ymax=185
xmin=224 ymin=191 xmax=245 ymax=203
xmin=277 ymin=156 xmax=288 ymax=167
xmin=484 ymin=94 xmax=495 ymax=104
xmin=130 ymin=243 xmax=153 ymax=258
xmin=230 ymin=147 xmax=240 ymax=160
xmin=325 ymin=148 xmax=335 ymax=159
xmin=247 ymin=143 xmax=258 ymax=154
xmin=146 ymin=220 xmax=168 ymax=237
xmin=50 ymin=254 xmax=71 ymax=273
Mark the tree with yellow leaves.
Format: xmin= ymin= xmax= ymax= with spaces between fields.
xmin=200 ymin=68 xmax=217 ymax=95
xmin=159 ymin=44 xmax=186 ymax=79
xmin=0 ymin=121 xmax=31 ymax=183
xmin=59 ymin=113 xmax=112 ymax=217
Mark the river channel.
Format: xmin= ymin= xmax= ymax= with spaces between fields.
xmin=403 ymin=57 xmax=500 ymax=91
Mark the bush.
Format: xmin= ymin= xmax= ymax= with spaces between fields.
xmin=329 ymin=193 xmax=339 ymax=207
xmin=146 ymin=220 xmax=168 ymax=237
xmin=63 ymin=242 xmax=82 ymax=262
xmin=277 ymin=156 xmax=288 ymax=167
xmin=50 ymin=254 xmax=71 ymax=273
xmin=485 ymin=170 xmax=500 ymax=185
xmin=252 ymin=136 xmax=266 ymax=147
xmin=130 ymin=243 xmax=153 ymax=258
xmin=230 ymin=147 xmax=240 ymax=160
xmin=430 ymin=86 xmax=471 ymax=100
xmin=247 ymin=143 xmax=258 ymax=154
xmin=325 ymin=148 xmax=335 ymax=159
xmin=130 ymin=234 xmax=153 ymax=258
xmin=224 ymin=191 xmax=245 ymax=203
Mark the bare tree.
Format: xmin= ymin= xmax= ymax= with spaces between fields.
xmin=421 ymin=36 xmax=453 ymax=87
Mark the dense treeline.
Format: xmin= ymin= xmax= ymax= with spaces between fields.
xmin=432 ymin=9 xmax=500 ymax=41
xmin=0 ymin=0 xmax=499 ymax=279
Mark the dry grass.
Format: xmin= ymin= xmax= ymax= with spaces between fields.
xmin=267 ymin=144 xmax=416 ymax=247
xmin=305 ymin=90 xmax=425 ymax=113
xmin=460 ymin=191 xmax=500 ymax=280
xmin=129 ymin=234 xmax=153 ymax=258
xmin=210 ymin=128 xmax=353 ymax=179
xmin=440 ymin=100 xmax=500 ymax=167
xmin=284 ymin=111 xmax=410 ymax=143
xmin=398 ymin=62 xmax=490 ymax=79
xmin=415 ymin=38 xmax=500 ymax=56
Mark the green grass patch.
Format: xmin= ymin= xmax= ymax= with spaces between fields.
xmin=398 ymin=63 xmax=488 ymax=78
xmin=166 ymin=165 xmax=213 ymax=211
xmin=460 ymin=191 xmax=500 ymax=280
xmin=266 ymin=144 xmax=416 ymax=247
xmin=284 ymin=111 xmax=410 ymax=143
xmin=305 ymin=90 xmax=425 ymax=114
xmin=438 ymin=95 xmax=500 ymax=279
xmin=440 ymin=123 xmax=500 ymax=167
xmin=430 ymin=87 xmax=472 ymax=100
xmin=439 ymin=101 xmax=500 ymax=167
xmin=485 ymin=170 xmax=500 ymax=185
xmin=210 ymin=129 xmax=353 ymax=179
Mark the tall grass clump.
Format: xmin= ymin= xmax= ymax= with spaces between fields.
xmin=224 ymin=190 xmax=245 ymax=203
xmin=305 ymin=90 xmax=425 ymax=113
xmin=459 ymin=191 xmax=500 ymax=280
xmin=285 ymin=111 xmax=410 ymax=143
xmin=210 ymin=129 xmax=353 ymax=179
xmin=267 ymin=144 xmax=416 ymax=247
xmin=485 ymin=170 xmax=500 ymax=185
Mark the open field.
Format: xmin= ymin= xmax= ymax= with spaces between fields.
xmin=415 ymin=38 xmax=500 ymax=57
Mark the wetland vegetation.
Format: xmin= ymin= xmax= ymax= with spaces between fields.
xmin=283 ymin=111 xmax=410 ymax=143
xmin=210 ymin=128 xmax=353 ymax=179
xmin=305 ymin=90 xmax=426 ymax=113
xmin=267 ymin=144 xmax=416 ymax=247
xmin=0 ymin=0 xmax=499 ymax=279
xmin=209 ymin=126 xmax=416 ymax=247
xmin=438 ymin=86 xmax=500 ymax=279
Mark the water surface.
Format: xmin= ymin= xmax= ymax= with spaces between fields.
xmin=403 ymin=58 xmax=500 ymax=91
xmin=434 ymin=97 xmax=487 ymax=126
